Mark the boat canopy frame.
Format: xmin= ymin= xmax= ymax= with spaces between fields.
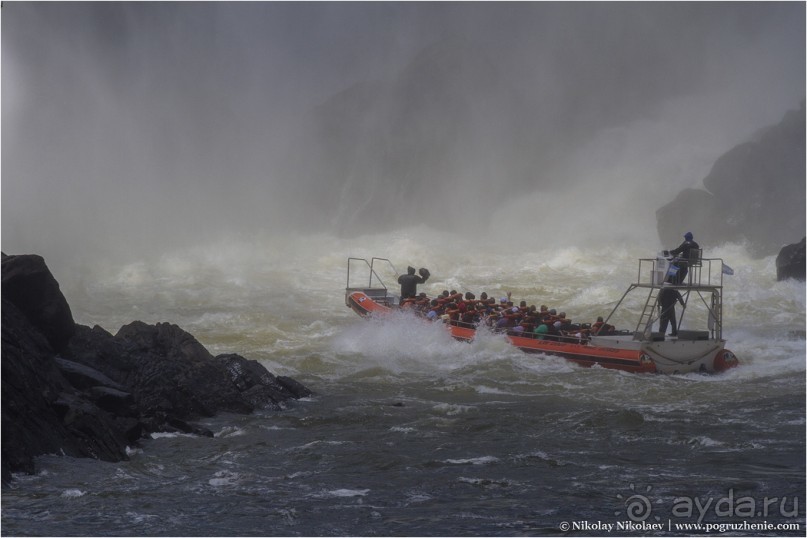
xmin=602 ymin=256 xmax=727 ymax=342
xmin=345 ymin=257 xmax=399 ymax=308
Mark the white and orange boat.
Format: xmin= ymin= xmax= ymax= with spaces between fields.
xmin=345 ymin=255 xmax=739 ymax=374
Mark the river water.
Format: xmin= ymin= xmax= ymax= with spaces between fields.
xmin=3 ymin=231 xmax=805 ymax=536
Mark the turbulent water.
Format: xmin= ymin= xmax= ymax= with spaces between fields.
xmin=3 ymin=231 xmax=805 ymax=536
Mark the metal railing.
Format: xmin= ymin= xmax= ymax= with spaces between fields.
xmin=636 ymin=256 xmax=725 ymax=289
xmin=345 ymin=257 xmax=398 ymax=307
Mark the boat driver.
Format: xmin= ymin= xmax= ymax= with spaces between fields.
xmin=667 ymin=232 xmax=700 ymax=284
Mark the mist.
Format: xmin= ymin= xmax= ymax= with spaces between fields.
xmin=3 ymin=3 xmax=804 ymax=269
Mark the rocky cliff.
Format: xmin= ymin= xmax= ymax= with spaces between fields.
xmin=776 ymin=237 xmax=806 ymax=281
xmin=657 ymin=103 xmax=805 ymax=257
xmin=1 ymin=253 xmax=312 ymax=484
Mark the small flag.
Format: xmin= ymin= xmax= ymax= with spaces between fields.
xmin=722 ymin=263 xmax=734 ymax=276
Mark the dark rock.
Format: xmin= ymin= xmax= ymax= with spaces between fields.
xmin=89 ymin=386 xmax=135 ymax=415
xmin=113 ymin=321 xmax=255 ymax=417
xmin=55 ymin=357 xmax=126 ymax=392
xmin=1 ymin=299 xmax=129 ymax=483
xmin=277 ymin=376 xmax=315 ymax=400
xmin=2 ymin=253 xmax=75 ymax=351
xmin=216 ymin=353 xmax=306 ymax=409
xmin=51 ymin=392 xmax=130 ymax=461
xmin=776 ymin=237 xmax=806 ymax=281
xmin=2 ymin=254 xmax=313 ymax=483
xmin=657 ymin=104 xmax=805 ymax=257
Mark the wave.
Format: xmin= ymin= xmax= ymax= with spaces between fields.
xmin=58 ymin=231 xmax=803 ymax=389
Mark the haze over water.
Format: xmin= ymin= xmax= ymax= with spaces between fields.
xmin=2 ymin=3 xmax=805 ymax=536
xmin=3 ymin=3 xmax=805 ymax=264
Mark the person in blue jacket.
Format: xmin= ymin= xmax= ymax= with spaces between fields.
xmin=668 ymin=232 xmax=700 ymax=284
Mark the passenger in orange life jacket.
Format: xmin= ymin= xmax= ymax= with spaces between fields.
xmin=591 ymin=316 xmax=614 ymax=336
xmin=398 ymin=266 xmax=430 ymax=300
xmin=445 ymin=302 xmax=461 ymax=323
xmin=411 ymin=292 xmax=430 ymax=312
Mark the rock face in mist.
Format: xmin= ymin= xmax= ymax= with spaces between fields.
xmin=285 ymin=32 xmax=703 ymax=236
xmin=1 ymin=253 xmax=312 ymax=484
xmin=657 ymin=104 xmax=805 ymax=257
xmin=776 ymin=237 xmax=806 ymax=281
xmin=285 ymin=38 xmax=512 ymax=234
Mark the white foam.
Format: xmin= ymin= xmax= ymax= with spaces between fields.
xmin=319 ymin=488 xmax=370 ymax=498
xmin=208 ymin=470 xmax=242 ymax=487
xmin=444 ymin=456 xmax=500 ymax=465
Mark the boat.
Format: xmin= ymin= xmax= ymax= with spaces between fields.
xmin=344 ymin=255 xmax=739 ymax=374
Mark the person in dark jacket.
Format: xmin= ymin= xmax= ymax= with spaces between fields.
xmin=658 ymin=284 xmax=685 ymax=336
xmin=668 ymin=232 xmax=700 ymax=284
xmin=398 ymin=266 xmax=430 ymax=300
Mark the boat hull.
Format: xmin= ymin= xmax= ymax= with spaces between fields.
xmin=347 ymin=290 xmax=392 ymax=317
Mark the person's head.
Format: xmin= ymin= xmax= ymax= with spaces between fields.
xmin=540 ymin=305 xmax=548 ymax=312
xmin=597 ymin=316 xmax=604 ymax=322
xmin=684 ymin=232 xmax=693 ymax=241
xmin=559 ymin=312 xmax=566 ymax=318
xmin=407 ymin=266 xmax=416 ymax=275
xmin=442 ymin=290 xmax=449 ymax=297
xmin=480 ymin=292 xmax=488 ymax=300
xmin=465 ymin=292 xmax=473 ymax=300
xmin=520 ymin=301 xmax=527 ymax=308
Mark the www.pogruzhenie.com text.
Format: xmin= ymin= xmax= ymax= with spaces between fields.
xmin=564 ymin=520 xmax=801 ymax=533
xmin=558 ymin=486 xmax=802 ymax=534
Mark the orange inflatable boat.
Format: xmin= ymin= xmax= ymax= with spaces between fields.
xmin=345 ymin=256 xmax=739 ymax=374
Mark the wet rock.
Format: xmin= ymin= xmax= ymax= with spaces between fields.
xmin=2 ymin=253 xmax=313 ymax=484
xmin=2 ymin=253 xmax=75 ymax=352
xmin=1 ymin=299 xmax=129 ymax=484
xmin=216 ymin=353 xmax=313 ymax=409
xmin=776 ymin=237 xmax=806 ymax=281
xmin=657 ymin=104 xmax=805 ymax=257
xmin=113 ymin=321 xmax=255 ymax=417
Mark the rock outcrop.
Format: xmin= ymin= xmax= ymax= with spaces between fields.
xmin=657 ymin=103 xmax=805 ymax=257
xmin=1 ymin=253 xmax=312 ymax=484
xmin=776 ymin=237 xmax=806 ymax=281
xmin=1 ymin=253 xmax=75 ymax=351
